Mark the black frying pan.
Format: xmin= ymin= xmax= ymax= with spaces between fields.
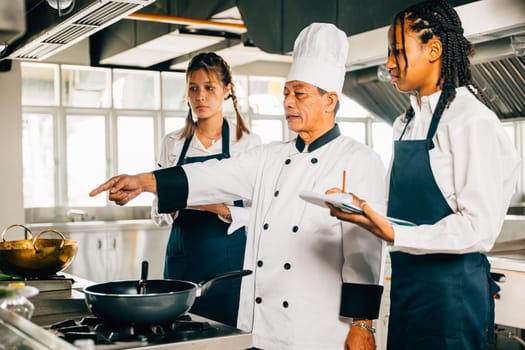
xmin=83 ymin=262 xmax=251 ymax=325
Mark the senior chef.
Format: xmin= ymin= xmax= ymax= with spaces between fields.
xmin=90 ymin=22 xmax=387 ymax=350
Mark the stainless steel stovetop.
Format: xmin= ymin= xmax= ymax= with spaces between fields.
xmin=48 ymin=314 xmax=252 ymax=350
xmin=0 ymin=307 xmax=252 ymax=350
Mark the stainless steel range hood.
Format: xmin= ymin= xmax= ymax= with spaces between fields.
xmin=6 ymin=0 xmax=155 ymax=61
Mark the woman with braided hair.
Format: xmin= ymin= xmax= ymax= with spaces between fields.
xmin=151 ymin=52 xmax=261 ymax=327
xmin=327 ymin=1 xmax=520 ymax=349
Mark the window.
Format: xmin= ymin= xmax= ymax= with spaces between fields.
xmin=338 ymin=122 xmax=366 ymax=143
xmin=251 ymin=119 xmax=283 ymax=143
xmin=62 ymin=65 xmax=111 ymax=108
xmin=113 ymin=69 xmax=160 ymax=110
xmin=164 ymin=116 xmax=186 ymax=135
xmin=248 ymin=77 xmax=284 ymax=115
xmin=372 ymin=122 xmax=393 ymax=167
xmin=117 ymin=116 xmax=155 ymax=206
xmin=21 ymin=63 xmax=58 ymax=106
xmin=22 ymin=113 xmax=55 ymax=207
xmin=162 ymin=72 xmax=186 ymax=111
xmin=66 ymin=115 xmax=106 ymax=206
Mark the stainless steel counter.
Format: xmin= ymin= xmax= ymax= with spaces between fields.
xmin=487 ymin=235 xmax=525 ymax=330
xmin=0 ymin=308 xmax=77 ymax=350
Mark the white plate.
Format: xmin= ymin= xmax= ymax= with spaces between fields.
xmin=299 ymin=191 xmax=362 ymax=213
xmin=299 ymin=190 xmax=416 ymax=227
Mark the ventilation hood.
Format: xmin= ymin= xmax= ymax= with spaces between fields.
xmin=344 ymin=55 xmax=525 ymax=124
xmin=3 ymin=0 xmax=155 ymax=61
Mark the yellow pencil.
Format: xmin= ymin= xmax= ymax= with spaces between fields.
xmin=342 ymin=170 xmax=347 ymax=193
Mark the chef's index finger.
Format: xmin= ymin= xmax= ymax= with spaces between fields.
xmin=89 ymin=176 xmax=121 ymax=197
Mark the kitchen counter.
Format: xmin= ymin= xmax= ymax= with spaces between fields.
xmin=486 ymin=236 xmax=525 ymax=330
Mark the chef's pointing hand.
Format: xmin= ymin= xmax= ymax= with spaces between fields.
xmin=89 ymin=173 xmax=157 ymax=206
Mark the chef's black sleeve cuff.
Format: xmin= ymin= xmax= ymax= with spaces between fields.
xmin=340 ymin=283 xmax=384 ymax=319
xmin=153 ymin=166 xmax=188 ymax=213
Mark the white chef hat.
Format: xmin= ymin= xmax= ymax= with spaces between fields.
xmin=286 ymin=22 xmax=349 ymax=94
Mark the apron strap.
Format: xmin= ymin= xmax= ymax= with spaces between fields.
xmin=398 ymin=115 xmax=413 ymax=141
xmin=177 ymin=119 xmax=231 ymax=166
xmin=425 ymin=115 xmax=441 ymax=150
xmin=221 ymin=119 xmax=230 ymax=158
xmin=397 ymin=110 xmax=441 ymax=151
xmin=177 ymin=134 xmax=193 ymax=166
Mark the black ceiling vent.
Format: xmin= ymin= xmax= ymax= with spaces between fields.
xmin=5 ymin=0 xmax=155 ymax=61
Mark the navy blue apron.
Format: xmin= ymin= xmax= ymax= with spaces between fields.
xmin=386 ymin=113 xmax=498 ymax=350
xmin=164 ymin=120 xmax=246 ymax=327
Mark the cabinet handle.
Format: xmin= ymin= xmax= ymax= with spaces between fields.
xmin=113 ymin=238 xmax=117 ymax=249
xmin=97 ymin=239 xmax=102 ymax=249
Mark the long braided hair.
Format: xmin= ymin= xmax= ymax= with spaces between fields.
xmin=180 ymin=52 xmax=250 ymax=141
xmin=392 ymin=0 xmax=487 ymax=122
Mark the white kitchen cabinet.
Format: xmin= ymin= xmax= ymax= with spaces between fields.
xmin=65 ymin=231 xmax=110 ymax=282
xmin=110 ymin=228 xmax=171 ymax=280
xmin=30 ymin=221 xmax=170 ymax=283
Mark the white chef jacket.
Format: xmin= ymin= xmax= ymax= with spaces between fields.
xmin=389 ymin=87 xmax=520 ymax=255
xmin=154 ymin=126 xmax=387 ymax=350
xmin=151 ymin=119 xmax=262 ymax=234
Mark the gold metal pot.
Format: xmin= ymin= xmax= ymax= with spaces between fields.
xmin=0 ymin=224 xmax=78 ymax=277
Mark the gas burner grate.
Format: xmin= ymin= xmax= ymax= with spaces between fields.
xmin=48 ymin=314 xmax=212 ymax=345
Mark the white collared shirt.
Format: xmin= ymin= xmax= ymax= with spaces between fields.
xmin=389 ymin=87 xmax=520 ymax=254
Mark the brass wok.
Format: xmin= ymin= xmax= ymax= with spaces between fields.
xmin=0 ymin=224 xmax=78 ymax=277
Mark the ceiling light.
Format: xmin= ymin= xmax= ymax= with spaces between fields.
xmin=46 ymin=0 xmax=75 ymax=16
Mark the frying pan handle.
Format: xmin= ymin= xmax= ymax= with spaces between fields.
xmin=1 ymin=224 xmax=33 ymax=242
xmin=32 ymin=229 xmax=66 ymax=252
xmin=138 ymin=261 xmax=149 ymax=294
xmin=197 ymin=269 xmax=252 ymax=297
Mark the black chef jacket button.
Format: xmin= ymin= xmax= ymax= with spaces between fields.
xmin=257 ymin=260 xmax=264 ymax=267
xmin=284 ymin=263 xmax=291 ymax=270
xmin=285 ymin=159 xmax=291 ymax=165
xmin=311 ymin=158 xmax=318 ymax=164
xmin=282 ymin=301 xmax=289 ymax=308
xmin=263 ymin=223 xmax=269 ymax=230
xmin=292 ymin=226 xmax=299 ymax=233
xmin=274 ymin=190 xmax=279 ymax=197
xmin=256 ymin=297 xmax=262 ymax=304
